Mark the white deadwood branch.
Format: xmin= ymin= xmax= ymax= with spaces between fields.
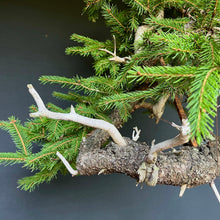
xmin=210 ymin=181 xmax=220 ymax=203
xmin=56 ymin=151 xmax=78 ymax=176
xmin=99 ymin=35 xmax=130 ymax=64
xmin=132 ymin=126 xmax=141 ymax=141
xmin=27 ymin=84 xmax=127 ymax=147
xmin=147 ymin=119 xmax=190 ymax=163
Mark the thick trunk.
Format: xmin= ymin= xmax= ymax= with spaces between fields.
xmin=76 ymin=137 xmax=219 ymax=188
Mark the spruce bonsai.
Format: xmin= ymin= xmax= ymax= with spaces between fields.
xmin=0 ymin=0 xmax=219 ymax=202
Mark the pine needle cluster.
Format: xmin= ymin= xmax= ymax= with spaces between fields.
xmin=0 ymin=0 xmax=219 ymax=191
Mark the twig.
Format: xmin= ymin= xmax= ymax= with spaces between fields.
xmin=56 ymin=151 xmax=78 ymax=176
xmin=152 ymin=94 xmax=170 ymax=124
xmin=210 ymin=181 xmax=220 ymax=203
xmin=99 ymin=35 xmax=130 ymax=64
xmin=147 ymin=119 xmax=190 ymax=163
xmin=133 ymin=94 xmax=170 ymax=124
xmin=132 ymin=126 xmax=141 ymax=141
xmin=98 ymin=168 xmax=107 ymax=175
xmin=27 ymin=84 xmax=127 ymax=147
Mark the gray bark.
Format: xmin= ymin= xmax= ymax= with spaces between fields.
xmin=76 ymin=107 xmax=219 ymax=188
xmin=76 ymin=136 xmax=220 ymax=188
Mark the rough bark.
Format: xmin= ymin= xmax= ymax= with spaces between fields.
xmin=76 ymin=137 xmax=220 ymax=188
xmin=75 ymin=103 xmax=220 ymax=188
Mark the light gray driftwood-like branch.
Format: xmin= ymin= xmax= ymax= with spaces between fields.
xmin=147 ymin=119 xmax=190 ymax=163
xmin=210 ymin=181 xmax=220 ymax=203
xmin=56 ymin=151 xmax=78 ymax=176
xmin=132 ymin=126 xmax=141 ymax=141
xmin=136 ymin=119 xmax=190 ymax=187
xmin=99 ymin=35 xmax=130 ymax=64
xmin=27 ymin=84 xmax=127 ymax=147
xmin=134 ymin=10 xmax=164 ymax=53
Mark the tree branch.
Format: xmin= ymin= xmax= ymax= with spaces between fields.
xmin=147 ymin=119 xmax=190 ymax=163
xmin=133 ymin=94 xmax=170 ymax=124
xmin=56 ymin=151 xmax=78 ymax=176
xmin=174 ymin=95 xmax=198 ymax=147
xmin=99 ymin=35 xmax=130 ymax=64
xmin=27 ymin=84 xmax=127 ymax=147
xmin=210 ymin=181 xmax=220 ymax=203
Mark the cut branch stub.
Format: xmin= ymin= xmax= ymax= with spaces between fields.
xmin=27 ymin=84 xmax=127 ymax=147
xmin=133 ymin=94 xmax=170 ymax=124
xmin=152 ymin=94 xmax=170 ymax=124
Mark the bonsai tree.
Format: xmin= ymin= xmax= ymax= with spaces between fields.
xmin=0 ymin=0 xmax=220 ymax=202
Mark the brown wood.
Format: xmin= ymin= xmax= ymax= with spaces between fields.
xmin=174 ymin=95 xmax=198 ymax=147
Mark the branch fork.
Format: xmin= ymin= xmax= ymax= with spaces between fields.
xmin=137 ymin=119 xmax=190 ymax=187
xmin=134 ymin=94 xmax=170 ymax=124
xmin=27 ymin=84 xmax=127 ymax=147
xmin=147 ymin=119 xmax=190 ymax=163
xmin=99 ymin=35 xmax=130 ymax=64
xmin=132 ymin=126 xmax=141 ymax=141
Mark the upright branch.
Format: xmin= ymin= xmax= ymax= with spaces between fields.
xmin=136 ymin=119 xmax=191 ymax=187
xmin=27 ymin=84 xmax=127 ymax=147
xmin=174 ymin=95 xmax=198 ymax=147
xmin=99 ymin=35 xmax=130 ymax=64
xmin=147 ymin=119 xmax=190 ymax=163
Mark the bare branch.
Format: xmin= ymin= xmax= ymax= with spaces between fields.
xmin=132 ymin=126 xmax=141 ymax=141
xmin=113 ymin=35 xmax=116 ymax=56
xmin=151 ymin=94 xmax=170 ymax=124
xmin=133 ymin=94 xmax=170 ymax=124
xmin=134 ymin=25 xmax=151 ymax=54
xmin=27 ymin=84 xmax=127 ymax=147
xmin=56 ymin=151 xmax=78 ymax=176
xmin=174 ymin=95 xmax=198 ymax=147
xmin=99 ymin=35 xmax=130 ymax=64
xmin=99 ymin=48 xmax=130 ymax=64
xmin=98 ymin=168 xmax=107 ymax=175
xmin=99 ymin=48 xmax=115 ymax=57
xmin=147 ymin=119 xmax=190 ymax=163
xmin=134 ymin=10 xmax=163 ymax=54
xmin=210 ymin=181 xmax=220 ymax=203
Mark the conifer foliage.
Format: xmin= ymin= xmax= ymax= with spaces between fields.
xmin=0 ymin=0 xmax=219 ymax=191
